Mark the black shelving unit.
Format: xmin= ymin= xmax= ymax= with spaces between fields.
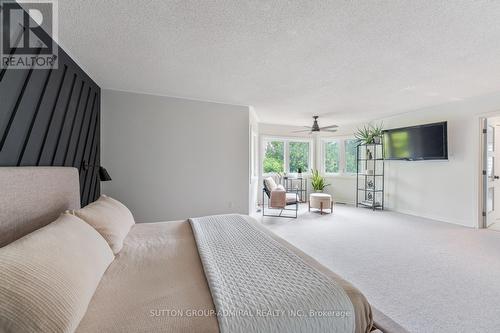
xmin=356 ymin=142 xmax=385 ymax=210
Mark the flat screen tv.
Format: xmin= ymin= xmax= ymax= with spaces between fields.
xmin=383 ymin=122 xmax=448 ymax=160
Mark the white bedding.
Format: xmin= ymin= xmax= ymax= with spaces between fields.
xmin=190 ymin=214 xmax=355 ymax=333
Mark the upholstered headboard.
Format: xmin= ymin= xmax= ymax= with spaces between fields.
xmin=0 ymin=167 xmax=81 ymax=247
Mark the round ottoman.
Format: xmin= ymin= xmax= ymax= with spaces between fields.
xmin=309 ymin=193 xmax=333 ymax=214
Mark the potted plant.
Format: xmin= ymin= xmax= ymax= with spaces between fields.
xmin=354 ymin=125 xmax=374 ymax=145
xmin=354 ymin=123 xmax=384 ymax=144
xmin=297 ymin=167 xmax=303 ymax=178
xmin=311 ymin=169 xmax=330 ymax=192
xmin=371 ymin=123 xmax=384 ymax=144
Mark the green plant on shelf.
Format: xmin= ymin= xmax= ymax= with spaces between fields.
xmin=354 ymin=122 xmax=384 ymax=144
xmin=371 ymin=122 xmax=384 ymax=144
xmin=354 ymin=125 xmax=373 ymax=145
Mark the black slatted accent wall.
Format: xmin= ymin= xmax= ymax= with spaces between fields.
xmin=0 ymin=21 xmax=101 ymax=206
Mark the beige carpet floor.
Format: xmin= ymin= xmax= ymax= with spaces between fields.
xmin=253 ymin=204 xmax=500 ymax=333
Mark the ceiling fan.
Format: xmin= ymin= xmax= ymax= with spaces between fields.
xmin=293 ymin=116 xmax=338 ymax=134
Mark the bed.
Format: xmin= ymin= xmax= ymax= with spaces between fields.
xmin=0 ymin=167 xmax=406 ymax=333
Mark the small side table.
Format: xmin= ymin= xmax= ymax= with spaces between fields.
xmin=309 ymin=193 xmax=334 ymax=214
xmin=284 ymin=177 xmax=307 ymax=202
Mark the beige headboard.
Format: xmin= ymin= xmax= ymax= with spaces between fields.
xmin=0 ymin=167 xmax=81 ymax=247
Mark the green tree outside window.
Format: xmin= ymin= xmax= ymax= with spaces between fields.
xmin=324 ymin=141 xmax=339 ymax=173
xmin=289 ymin=142 xmax=309 ymax=173
xmin=344 ymin=139 xmax=358 ymax=173
xmin=263 ymin=141 xmax=284 ymax=173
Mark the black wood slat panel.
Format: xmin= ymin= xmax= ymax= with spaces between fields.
xmin=0 ymin=67 xmax=35 ymax=151
xmin=18 ymin=69 xmax=53 ymax=165
xmin=50 ymin=74 xmax=78 ymax=165
xmin=0 ymin=69 xmax=27 ymax=135
xmin=0 ymin=45 xmax=42 ymax=148
xmin=37 ymin=65 xmax=69 ymax=165
xmin=0 ymin=67 xmax=49 ymax=165
xmin=79 ymin=94 xmax=99 ymax=203
xmin=0 ymin=18 xmax=101 ymax=206
xmin=89 ymin=106 xmax=101 ymax=203
xmin=64 ymin=85 xmax=89 ymax=165
xmin=72 ymin=92 xmax=96 ymax=168
xmin=55 ymin=80 xmax=84 ymax=166
xmin=18 ymin=67 xmax=65 ymax=165
xmin=84 ymin=107 xmax=100 ymax=204
xmin=0 ymin=22 xmax=25 ymax=82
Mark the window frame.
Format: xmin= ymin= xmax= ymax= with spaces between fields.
xmin=343 ymin=138 xmax=359 ymax=175
xmin=261 ymin=136 xmax=314 ymax=176
xmin=321 ymin=136 xmax=358 ymax=176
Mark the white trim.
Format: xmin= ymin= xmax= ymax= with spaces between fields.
xmin=251 ymin=129 xmax=258 ymax=178
xmin=386 ymin=208 xmax=473 ymax=228
xmin=321 ymin=139 xmax=341 ymax=175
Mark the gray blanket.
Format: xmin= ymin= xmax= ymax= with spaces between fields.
xmin=189 ymin=214 xmax=355 ymax=333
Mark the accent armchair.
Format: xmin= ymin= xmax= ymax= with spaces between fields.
xmin=262 ymin=176 xmax=299 ymax=218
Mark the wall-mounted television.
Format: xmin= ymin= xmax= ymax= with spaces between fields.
xmin=383 ymin=121 xmax=448 ymax=160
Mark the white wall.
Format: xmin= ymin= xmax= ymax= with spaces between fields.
xmin=381 ymin=110 xmax=473 ymax=226
xmin=377 ymin=92 xmax=500 ymax=227
xmin=101 ymin=90 xmax=250 ymax=222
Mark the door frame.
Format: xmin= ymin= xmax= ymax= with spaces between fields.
xmin=477 ymin=110 xmax=500 ymax=228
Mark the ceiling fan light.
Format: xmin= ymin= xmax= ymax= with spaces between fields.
xmin=294 ymin=115 xmax=338 ymax=136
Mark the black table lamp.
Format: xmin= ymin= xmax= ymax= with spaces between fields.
xmin=99 ymin=166 xmax=112 ymax=181
xmin=81 ymin=160 xmax=112 ymax=181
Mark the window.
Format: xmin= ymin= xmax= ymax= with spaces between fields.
xmin=322 ymin=138 xmax=358 ymax=175
xmin=263 ymin=141 xmax=284 ymax=173
xmin=324 ymin=141 xmax=339 ymax=173
xmin=262 ymin=137 xmax=312 ymax=175
xmin=344 ymin=139 xmax=358 ymax=173
xmin=289 ymin=142 xmax=310 ymax=173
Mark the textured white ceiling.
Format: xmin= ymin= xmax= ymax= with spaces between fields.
xmin=57 ymin=0 xmax=500 ymax=126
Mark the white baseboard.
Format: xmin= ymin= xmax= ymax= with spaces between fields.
xmin=385 ymin=207 xmax=476 ymax=228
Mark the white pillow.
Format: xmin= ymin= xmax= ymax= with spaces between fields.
xmin=72 ymin=195 xmax=135 ymax=254
xmin=275 ymin=184 xmax=285 ymax=191
xmin=264 ymin=177 xmax=278 ymax=191
xmin=0 ymin=213 xmax=114 ymax=333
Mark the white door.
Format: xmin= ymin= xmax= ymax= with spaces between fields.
xmin=486 ymin=118 xmax=500 ymax=227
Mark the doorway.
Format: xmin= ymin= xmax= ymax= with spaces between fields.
xmin=482 ymin=116 xmax=500 ymax=230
